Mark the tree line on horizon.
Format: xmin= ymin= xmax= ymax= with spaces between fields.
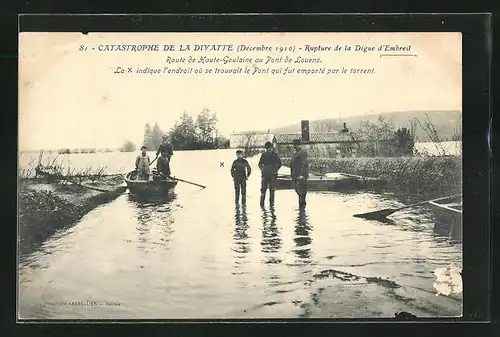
xmin=121 ymin=108 xmax=230 ymax=152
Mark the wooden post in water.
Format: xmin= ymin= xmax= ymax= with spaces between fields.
xmin=301 ymin=120 xmax=310 ymax=142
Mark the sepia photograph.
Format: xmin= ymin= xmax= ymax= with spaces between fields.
xmin=18 ymin=31 xmax=463 ymax=320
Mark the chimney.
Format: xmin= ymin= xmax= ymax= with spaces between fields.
xmin=342 ymin=122 xmax=349 ymax=133
xmin=301 ymin=120 xmax=310 ymax=142
xmin=268 ymin=129 xmax=270 ymax=134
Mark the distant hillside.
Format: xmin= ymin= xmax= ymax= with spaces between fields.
xmin=267 ymin=110 xmax=462 ymax=142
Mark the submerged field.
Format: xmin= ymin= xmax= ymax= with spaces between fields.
xmin=18 ymin=149 xmax=462 ymax=319
xmin=282 ymin=156 xmax=462 ymax=197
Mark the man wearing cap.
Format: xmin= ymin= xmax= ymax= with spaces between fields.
xmin=156 ymin=135 xmax=174 ymax=163
xmin=258 ymin=141 xmax=282 ymax=206
xmin=135 ymin=145 xmax=151 ymax=180
xmin=290 ymin=139 xmax=309 ymax=208
xmin=231 ymin=150 xmax=252 ymax=204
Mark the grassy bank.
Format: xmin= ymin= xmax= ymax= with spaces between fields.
xmin=282 ymin=156 xmax=462 ymax=197
xmin=18 ymin=175 xmax=125 ymax=258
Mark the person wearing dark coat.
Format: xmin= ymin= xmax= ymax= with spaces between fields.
xmin=258 ymin=141 xmax=282 ymax=206
xmin=290 ymin=139 xmax=309 ymax=208
xmin=156 ymin=135 xmax=174 ymax=162
xmin=231 ymin=150 xmax=252 ymax=204
xmin=156 ymin=150 xmax=171 ymax=177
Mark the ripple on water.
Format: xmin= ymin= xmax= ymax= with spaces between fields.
xmin=18 ymin=150 xmax=462 ymax=319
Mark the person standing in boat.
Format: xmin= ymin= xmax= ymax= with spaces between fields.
xmin=156 ymin=149 xmax=172 ymax=178
xmin=258 ymin=141 xmax=282 ymax=207
xmin=231 ymin=150 xmax=252 ymax=204
xmin=156 ymin=135 xmax=174 ymax=163
xmin=290 ymin=139 xmax=309 ymax=209
xmin=135 ymin=145 xmax=151 ymax=180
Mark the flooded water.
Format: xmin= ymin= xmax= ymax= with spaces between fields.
xmin=18 ymin=149 xmax=463 ymax=319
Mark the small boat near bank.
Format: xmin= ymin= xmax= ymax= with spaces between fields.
xmin=354 ymin=193 xmax=463 ymax=240
xmin=124 ymin=171 xmax=178 ymax=198
xmin=275 ymin=172 xmax=386 ymax=191
xmin=427 ymin=194 xmax=462 ymax=240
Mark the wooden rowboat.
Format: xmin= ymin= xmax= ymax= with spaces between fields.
xmin=275 ymin=172 xmax=385 ymax=191
xmin=124 ymin=171 xmax=177 ymax=198
xmin=427 ymin=195 xmax=462 ymax=240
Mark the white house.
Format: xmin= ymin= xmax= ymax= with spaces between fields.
xmin=229 ymin=131 xmax=275 ymax=149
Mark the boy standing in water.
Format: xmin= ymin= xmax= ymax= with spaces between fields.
xmin=231 ymin=150 xmax=252 ymax=204
xmin=135 ymin=145 xmax=151 ymax=180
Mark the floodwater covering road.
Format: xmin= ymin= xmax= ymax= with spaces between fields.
xmin=18 ymin=149 xmax=462 ymax=319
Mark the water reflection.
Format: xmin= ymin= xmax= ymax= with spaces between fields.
xmin=260 ymin=205 xmax=282 ymax=288
xmin=294 ymin=208 xmax=312 ymax=263
xmin=129 ymin=195 xmax=177 ymax=254
xmin=136 ymin=204 xmax=152 ymax=253
xmin=127 ymin=193 xmax=177 ymax=205
xmin=260 ymin=205 xmax=282 ymax=256
xmin=232 ymin=204 xmax=251 ymax=282
xmin=233 ymin=204 xmax=250 ymax=255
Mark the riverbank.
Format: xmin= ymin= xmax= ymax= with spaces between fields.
xmin=18 ymin=175 xmax=126 ymax=258
xmin=282 ymin=156 xmax=462 ymax=197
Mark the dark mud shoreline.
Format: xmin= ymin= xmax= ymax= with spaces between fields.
xmin=18 ymin=175 xmax=125 ymax=258
xmin=298 ymin=268 xmax=462 ymax=318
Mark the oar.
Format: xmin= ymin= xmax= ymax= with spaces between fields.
xmin=170 ymin=176 xmax=206 ymax=189
xmin=155 ymin=171 xmax=206 ymax=189
xmin=353 ymin=194 xmax=462 ymax=220
xmin=150 ymin=153 xmax=172 ymax=166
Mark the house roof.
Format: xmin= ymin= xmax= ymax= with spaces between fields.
xmin=274 ymin=132 xmax=391 ymax=144
xmin=274 ymin=132 xmax=353 ymax=144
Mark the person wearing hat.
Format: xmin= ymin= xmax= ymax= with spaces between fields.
xmin=135 ymin=145 xmax=151 ymax=180
xmin=258 ymin=141 xmax=282 ymax=206
xmin=231 ymin=150 xmax=252 ymax=204
xmin=290 ymin=139 xmax=309 ymax=208
xmin=156 ymin=135 xmax=174 ymax=163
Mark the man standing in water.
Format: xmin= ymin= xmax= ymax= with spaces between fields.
xmin=258 ymin=141 xmax=282 ymax=207
xmin=231 ymin=150 xmax=252 ymax=204
xmin=290 ymin=139 xmax=309 ymax=209
xmin=135 ymin=145 xmax=151 ymax=180
xmin=156 ymin=135 xmax=174 ymax=163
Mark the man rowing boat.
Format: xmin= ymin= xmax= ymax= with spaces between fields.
xmin=156 ymin=149 xmax=172 ymax=178
xmin=156 ymin=135 xmax=174 ymax=163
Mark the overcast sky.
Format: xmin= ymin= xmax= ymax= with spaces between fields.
xmin=19 ymin=32 xmax=461 ymax=151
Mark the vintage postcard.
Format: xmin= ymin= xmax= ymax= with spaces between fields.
xmin=18 ymin=32 xmax=463 ymax=320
